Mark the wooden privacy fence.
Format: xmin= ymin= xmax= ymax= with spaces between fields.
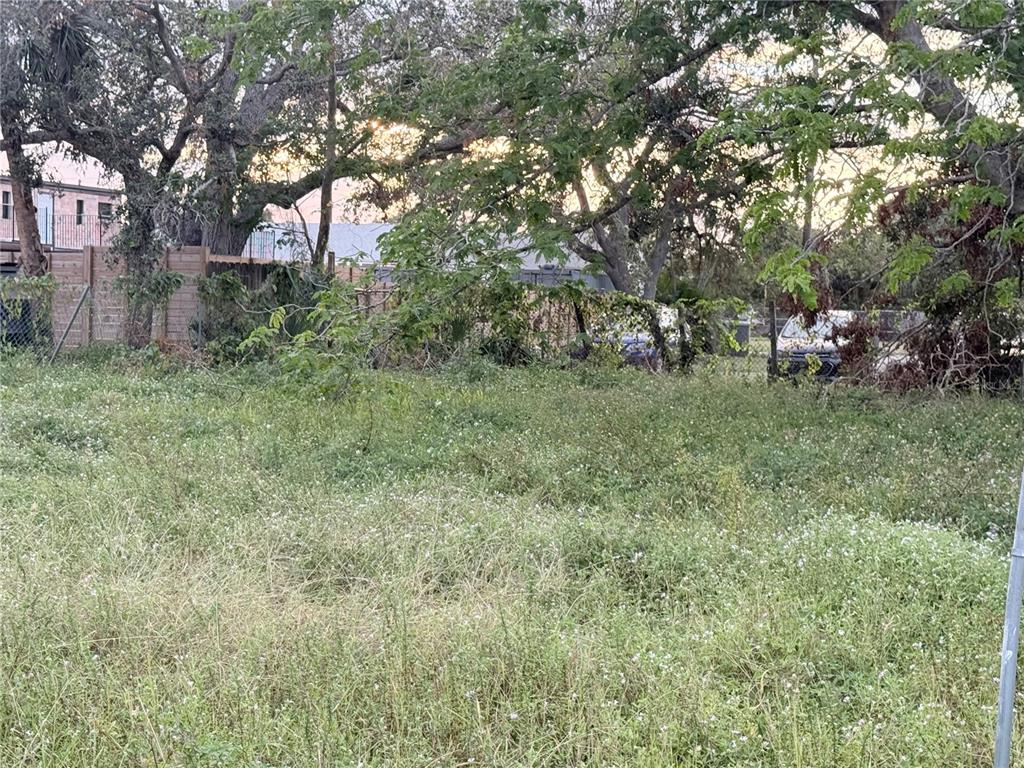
xmin=51 ymin=246 xmax=208 ymax=348
xmin=49 ymin=246 xmax=397 ymax=349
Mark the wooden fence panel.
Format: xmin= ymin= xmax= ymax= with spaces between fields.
xmin=164 ymin=247 xmax=207 ymax=343
xmin=47 ymin=249 xmax=410 ymax=348
xmin=90 ymin=248 xmax=128 ymax=343
xmin=49 ymin=249 xmax=89 ymax=349
xmin=49 ymin=245 xmax=209 ymax=348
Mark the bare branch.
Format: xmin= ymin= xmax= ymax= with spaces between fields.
xmin=147 ymin=0 xmax=192 ymax=96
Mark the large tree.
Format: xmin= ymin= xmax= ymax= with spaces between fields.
xmin=0 ymin=41 xmax=47 ymax=277
xmin=372 ymin=0 xmax=781 ymax=299
xmin=169 ymin=0 xmax=387 ymax=258
xmin=374 ymin=1 xmax=897 ymax=300
xmin=845 ymin=0 xmax=1023 ymax=216
xmin=2 ymin=2 xmax=216 ymax=341
xmin=736 ymin=0 xmax=1023 ymax=384
xmin=0 ymin=0 xmax=410 ymax=342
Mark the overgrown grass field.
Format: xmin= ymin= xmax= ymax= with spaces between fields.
xmin=1 ymin=354 xmax=1023 ymax=767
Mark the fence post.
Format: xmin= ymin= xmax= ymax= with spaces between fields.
xmin=197 ymin=247 xmax=210 ymax=349
xmin=159 ymin=247 xmax=170 ymax=340
xmin=768 ymin=299 xmax=779 ymax=380
xmin=995 ymin=470 xmax=1024 ymax=768
xmin=50 ymin=285 xmax=90 ymax=363
xmin=83 ymin=246 xmax=94 ymax=344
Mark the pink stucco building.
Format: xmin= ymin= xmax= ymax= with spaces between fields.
xmin=0 ymin=151 xmax=122 ymax=265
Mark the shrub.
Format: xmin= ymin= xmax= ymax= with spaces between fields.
xmin=196 ymin=266 xmax=332 ymax=363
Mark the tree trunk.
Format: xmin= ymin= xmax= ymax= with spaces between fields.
xmin=118 ymin=245 xmax=156 ymax=348
xmin=178 ymin=216 xmax=205 ymax=250
xmin=312 ymin=36 xmax=337 ymax=271
xmin=641 ymin=303 xmax=669 ymax=370
xmin=860 ymin=3 xmax=1024 ymax=215
xmin=571 ymin=300 xmax=592 ymax=359
xmin=9 ymin=174 xmax=46 ymax=277
xmin=641 ymin=179 xmax=684 ymax=301
xmin=640 ymin=272 xmax=659 ymax=301
xmin=0 ymin=46 xmax=47 ymax=277
xmin=677 ymin=307 xmax=696 ymax=371
xmin=123 ymin=289 xmax=154 ymax=348
xmin=801 ymin=157 xmax=815 ymax=250
xmin=179 ymin=203 xmax=259 ymax=257
xmin=207 ymin=222 xmax=257 ymax=257
xmin=608 ymin=267 xmax=634 ymax=294
xmin=110 ymin=174 xmax=162 ymax=348
xmin=0 ymin=132 xmax=47 ymax=277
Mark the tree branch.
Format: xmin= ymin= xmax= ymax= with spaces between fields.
xmin=253 ymin=62 xmax=296 ymax=86
xmin=572 ymin=179 xmax=616 ymax=258
xmin=197 ymin=30 xmax=238 ymax=97
xmin=147 ymin=0 xmax=192 ymax=96
xmin=644 ymin=176 xmax=686 ymax=298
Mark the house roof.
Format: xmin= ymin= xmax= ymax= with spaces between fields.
xmin=306 ymin=222 xmax=396 ymax=262
xmin=249 ymin=222 xmax=592 ymax=273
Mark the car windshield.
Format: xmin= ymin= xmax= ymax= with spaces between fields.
xmin=781 ymin=315 xmax=840 ymax=340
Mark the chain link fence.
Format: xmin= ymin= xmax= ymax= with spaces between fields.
xmin=0 ymin=274 xmax=55 ymax=357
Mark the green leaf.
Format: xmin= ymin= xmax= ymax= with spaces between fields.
xmin=885 ymin=239 xmax=934 ymax=293
xmin=937 ymin=270 xmax=972 ymax=298
xmin=949 ymin=184 xmax=1006 ymax=222
xmin=759 ymin=246 xmax=822 ymax=310
xmin=958 ymin=115 xmax=1009 ymax=147
xmin=993 ymin=277 xmax=1019 ymax=309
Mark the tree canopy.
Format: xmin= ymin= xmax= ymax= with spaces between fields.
xmin=1 ymin=0 xmax=1021 ymax=375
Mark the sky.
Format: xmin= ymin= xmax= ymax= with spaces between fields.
xmin=0 ymin=143 xmax=123 ymax=191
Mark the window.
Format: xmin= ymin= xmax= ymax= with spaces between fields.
xmin=75 ymin=199 xmax=85 ymax=225
xmin=98 ymin=202 xmax=114 ymax=221
xmin=1 ymin=191 xmax=10 ymax=220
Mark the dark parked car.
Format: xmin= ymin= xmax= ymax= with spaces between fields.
xmin=597 ymin=307 xmax=686 ymax=367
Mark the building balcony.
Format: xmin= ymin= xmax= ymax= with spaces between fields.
xmin=1 ymin=215 xmax=299 ymax=263
xmin=0 ymin=213 xmax=120 ymax=254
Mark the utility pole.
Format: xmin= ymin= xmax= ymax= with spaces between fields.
xmin=994 ymin=470 xmax=1024 ymax=768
